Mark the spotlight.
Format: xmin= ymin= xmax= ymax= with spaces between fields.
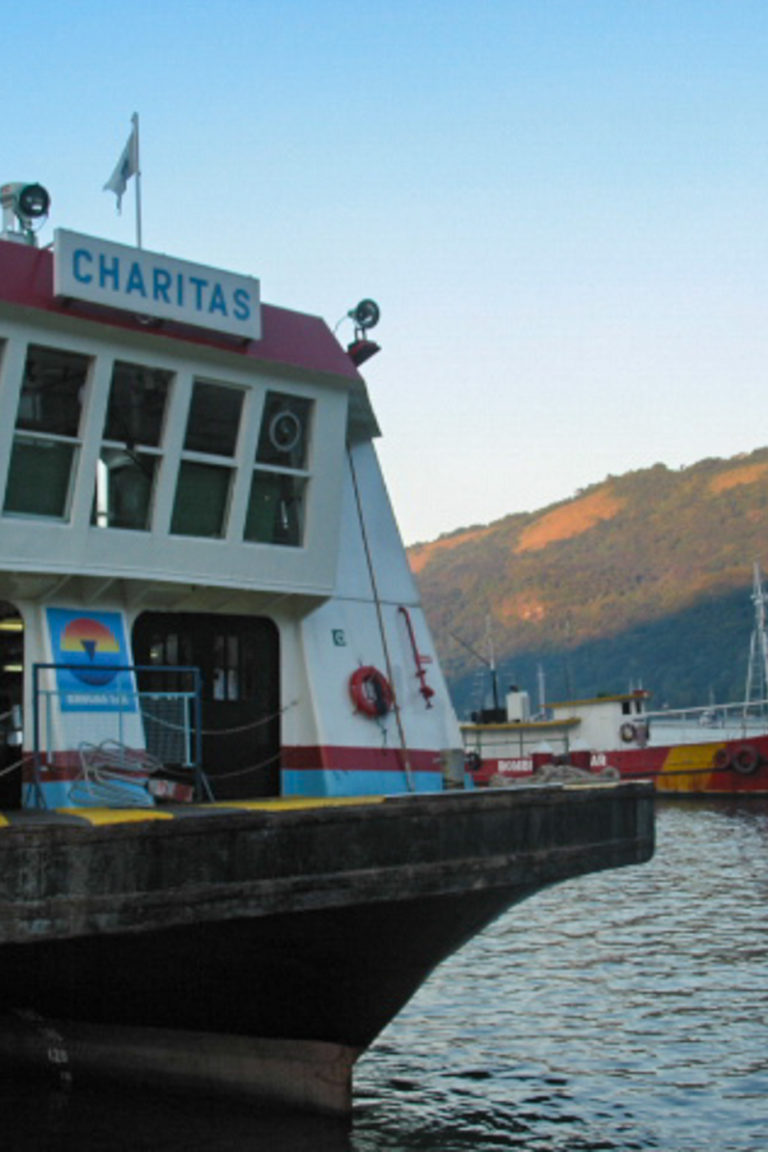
xmin=345 ymin=298 xmax=381 ymax=366
xmin=17 ymin=183 xmax=50 ymax=219
xmin=1 ymin=181 xmax=51 ymax=245
xmin=347 ymin=299 xmax=380 ymax=332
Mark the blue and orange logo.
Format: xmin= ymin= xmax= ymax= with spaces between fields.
xmin=47 ymin=608 xmax=135 ymax=711
xmin=59 ymin=617 xmax=122 ymax=685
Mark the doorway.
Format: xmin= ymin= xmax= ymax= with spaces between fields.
xmin=133 ymin=613 xmax=280 ymax=799
xmin=0 ymin=601 xmax=23 ymax=807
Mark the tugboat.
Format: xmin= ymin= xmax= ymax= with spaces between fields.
xmin=463 ymin=565 xmax=768 ymax=796
xmin=0 ymin=175 xmax=653 ymax=1113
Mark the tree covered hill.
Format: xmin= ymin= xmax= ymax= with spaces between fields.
xmin=407 ymin=448 xmax=768 ymax=716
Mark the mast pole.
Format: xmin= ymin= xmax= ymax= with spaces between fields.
xmin=133 ymin=112 xmax=142 ymax=249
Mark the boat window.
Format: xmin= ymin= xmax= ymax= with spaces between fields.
xmin=256 ymin=392 xmax=312 ymax=470
xmin=212 ymin=632 xmax=241 ymax=700
xmin=94 ymin=449 xmax=158 ymax=530
xmin=103 ymin=362 xmax=171 ymax=447
xmin=169 ymin=381 xmax=242 ymax=538
xmin=93 ymin=361 xmax=172 ymax=531
xmin=4 ymin=344 xmax=89 ymax=519
xmin=245 ymin=391 xmax=312 ymax=547
xmin=184 ymin=381 xmax=243 ymax=457
xmin=244 ymin=471 xmax=306 ymax=546
xmin=171 ymin=461 xmax=233 ymax=537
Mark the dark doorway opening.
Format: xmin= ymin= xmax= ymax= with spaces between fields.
xmin=0 ymin=601 xmax=23 ymax=808
xmin=133 ymin=613 xmax=280 ymax=799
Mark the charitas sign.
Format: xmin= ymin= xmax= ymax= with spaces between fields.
xmin=53 ymin=229 xmax=261 ymax=340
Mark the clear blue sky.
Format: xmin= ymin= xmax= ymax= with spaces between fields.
xmin=6 ymin=1 xmax=768 ymax=543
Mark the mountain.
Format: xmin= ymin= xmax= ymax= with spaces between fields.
xmin=407 ymin=448 xmax=768 ymax=717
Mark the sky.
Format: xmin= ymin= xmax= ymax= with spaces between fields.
xmin=4 ymin=1 xmax=768 ymax=544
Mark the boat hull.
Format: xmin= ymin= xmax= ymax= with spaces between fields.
xmin=467 ymin=729 xmax=768 ymax=795
xmin=596 ymin=733 xmax=768 ymax=795
xmin=0 ymin=787 xmax=653 ymax=1112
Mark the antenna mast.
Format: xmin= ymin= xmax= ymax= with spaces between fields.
xmin=744 ymin=561 xmax=768 ymax=715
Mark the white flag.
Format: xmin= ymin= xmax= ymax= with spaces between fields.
xmin=104 ymin=117 xmax=139 ymax=212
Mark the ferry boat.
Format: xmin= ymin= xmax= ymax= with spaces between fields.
xmin=0 ymin=177 xmax=653 ymax=1113
xmin=463 ymin=566 xmax=768 ymax=795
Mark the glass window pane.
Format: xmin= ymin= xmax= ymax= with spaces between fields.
xmin=184 ymin=382 xmax=243 ymax=456
xmin=256 ymin=392 xmax=312 ymax=469
xmin=4 ymin=439 xmax=76 ymax=517
xmin=171 ymin=461 xmax=232 ymax=537
xmin=103 ymin=362 xmax=171 ymax=447
xmin=93 ymin=448 xmax=157 ymax=530
xmin=244 ymin=471 xmax=306 ymax=546
xmin=15 ymin=345 xmax=88 ymax=436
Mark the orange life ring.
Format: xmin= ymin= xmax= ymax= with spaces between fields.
xmin=733 ymin=744 xmax=760 ymax=775
xmin=349 ymin=665 xmax=394 ymax=719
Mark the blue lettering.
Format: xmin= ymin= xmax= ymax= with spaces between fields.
xmin=232 ymin=288 xmax=251 ymax=321
xmin=73 ymin=249 xmax=93 ymax=284
xmin=176 ymin=274 xmax=184 ymax=306
xmin=153 ymin=268 xmax=172 ymax=303
xmin=189 ymin=276 xmax=208 ymax=310
xmin=99 ymin=255 xmax=120 ymax=290
xmin=125 ymin=261 xmax=147 ymax=297
xmin=209 ymin=283 xmax=227 ymax=316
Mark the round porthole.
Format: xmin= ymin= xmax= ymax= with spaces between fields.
xmin=268 ymin=410 xmax=302 ymax=455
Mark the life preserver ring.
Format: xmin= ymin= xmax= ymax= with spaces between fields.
xmin=349 ymin=666 xmax=394 ymax=719
xmin=619 ymin=721 xmax=637 ymax=743
xmin=713 ymin=746 xmax=731 ymax=771
xmin=465 ymin=751 xmax=481 ymax=775
xmin=733 ymin=743 xmax=760 ymax=775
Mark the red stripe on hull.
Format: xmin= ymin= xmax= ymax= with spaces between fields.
xmin=476 ymin=735 xmax=768 ymax=795
xmin=281 ymin=745 xmax=442 ymax=774
xmin=23 ymin=744 xmax=444 ymax=785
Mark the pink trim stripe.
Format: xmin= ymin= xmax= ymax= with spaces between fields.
xmin=0 ymin=243 xmax=360 ymax=381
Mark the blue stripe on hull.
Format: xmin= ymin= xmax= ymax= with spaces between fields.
xmin=23 ymin=780 xmax=153 ymax=810
xmin=281 ymin=768 xmax=446 ymax=797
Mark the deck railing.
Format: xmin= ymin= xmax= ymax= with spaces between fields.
xmin=30 ymin=663 xmax=206 ymax=806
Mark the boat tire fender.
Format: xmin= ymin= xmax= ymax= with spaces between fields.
xmin=733 ymin=743 xmax=760 ymax=775
xmin=713 ymin=746 xmax=731 ymax=771
xmin=619 ymin=721 xmax=637 ymax=743
xmin=349 ymin=666 xmax=394 ymax=719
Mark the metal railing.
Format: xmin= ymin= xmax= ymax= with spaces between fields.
xmin=31 ymin=663 xmax=206 ymax=807
xmin=640 ymin=697 xmax=768 ymax=739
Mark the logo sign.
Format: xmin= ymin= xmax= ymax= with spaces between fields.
xmin=53 ymin=229 xmax=261 ymax=341
xmin=46 ymin=608 xmax=137 ymax=712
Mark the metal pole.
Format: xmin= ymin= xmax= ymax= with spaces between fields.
xmin=132 ymin=112 xmax=142 ymax=249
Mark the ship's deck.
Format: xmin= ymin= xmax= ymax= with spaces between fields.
xmin=0 ymin=795 xmax=387 ymax=829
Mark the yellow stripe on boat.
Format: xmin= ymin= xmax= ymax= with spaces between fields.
xmin=656 ymin=744 xmax=717 ymax=794
xmin=55 ymin=807 xmax=175 ymax=826
xmin=206 ymin=796 xmax=385 ymax=812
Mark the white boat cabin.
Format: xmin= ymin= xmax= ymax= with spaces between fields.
xmin=0 ymin=188 xmax=462 ymax=807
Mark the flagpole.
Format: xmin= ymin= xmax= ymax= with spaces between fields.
xmin=133 ymin=112 xmax=142 ymax=249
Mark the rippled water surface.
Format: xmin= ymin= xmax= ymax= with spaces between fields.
xmin=3 ymin=800 xmax=767 ymax=1151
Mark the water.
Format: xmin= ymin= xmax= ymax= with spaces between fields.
xmin=3 ymin=800 xmax=766 ymax=1151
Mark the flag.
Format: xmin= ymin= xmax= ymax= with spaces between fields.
xmin=103 ymin=116 xmax=139 ymax=213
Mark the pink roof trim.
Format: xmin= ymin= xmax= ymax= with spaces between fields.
xmin=0 ymin=241 xmax=362 ymax=383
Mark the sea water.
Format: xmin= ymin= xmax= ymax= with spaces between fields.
xmin=3 ymin=800 xmax=766 ymax=1151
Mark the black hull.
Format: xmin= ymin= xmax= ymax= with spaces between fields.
xmin=0 ymin=887 xmax=533 ymax=1048
xmin=0 ymin=786 xmax=654 ymax=1112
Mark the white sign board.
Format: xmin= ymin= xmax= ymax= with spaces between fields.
xmin=53 ymin=229 xmax=261 ymax=341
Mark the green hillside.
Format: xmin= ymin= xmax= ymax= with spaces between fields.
xmin=407 ymin=448 xmax=768 ymax=716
